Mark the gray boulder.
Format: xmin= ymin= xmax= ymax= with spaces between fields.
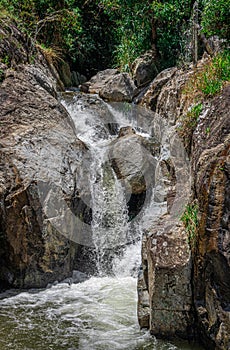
xmin=80 ymin=68 xmax=119 ymax=94
xmin=110 ymin=128 xmax=158 ymax=195
xmin=99 ymin=72 xmax=137 ymax=102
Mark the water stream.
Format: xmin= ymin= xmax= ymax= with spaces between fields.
xmin=0 ymin=94 xmax=203 ymax=350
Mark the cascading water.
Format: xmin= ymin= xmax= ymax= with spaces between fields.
xmin=90 ymin=145 xmax=129 ymax=275
xmin=0 ymin=93 xmax=203 ymax=350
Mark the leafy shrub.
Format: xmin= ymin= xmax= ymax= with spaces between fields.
xmin=201 ymin=0 xmax=230 ymax=40
xmin=0 ymin=0 xmax=114 ymax=76
xmin=98 ymin=0 xmax=152 ymax=71
xmin=151 ymin=0 xmax=194 ymax=68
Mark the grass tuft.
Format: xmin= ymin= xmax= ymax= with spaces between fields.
xmin=36 ymin=43 xmax=63 ymax=65
xmin=181 ymin=203 xmax=199 ymax=249
xmin=184 ymin=50 xmax=230 ymax=98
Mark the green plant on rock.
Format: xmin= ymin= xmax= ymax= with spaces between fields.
xmin=177 ymin=102 xmax=203 ymax=153
xmin=181 ymin=203 xmax=199 ymax=249
xmin=36 ymin=43 xmax=63 ymax=65
xmin=0 ymin=68 xmax=4 ymax=82
xmin=184 ymin=50 xmax=230 ymax=97
xmin=1 ymin=54 xmax=10 ymax=66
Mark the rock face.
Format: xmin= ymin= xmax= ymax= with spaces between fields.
xmin=139 ymin=67 xmax=178 ymax=112
xmin=192 ymin=85 xmax=230 ymax=350
xmin=109 ymin=128 xmax=159 ymax=219
xmin=0 ymin=20 xmax=87 ymax=289
xmin=138 ymin=218 xmax=193 ymax=339
xmin=131 ymin=49 xmax=158 ymax=87
xmin=110 ymin=128 xmax=159 ymax=194
xmin=138 ymin=64 xmax=230 ymax=349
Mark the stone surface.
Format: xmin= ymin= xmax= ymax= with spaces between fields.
xmin=137 ymin=123 xmax=193 ymax=339
xmin=58 ymin=60 xmax=72 ymax=87
xmin=71 ymin=71 xmax=87 ymax=87
xmin=139 ymin=67 xmax=178 ymax=112
xmin=99 ymin=72 xmax=137 ymax=102
xmin=138 ymin=55 xmax=230 ymax=348
xmin=138 ymin=216 xmax=193 ymax=338
xmin=110 ymin=130 xmax=159 ymax=195
xmin=192 ymin=85 xmax=230 ymax=350
xmin=79 ymin=68 xmax=119 ymax=94
xmin=80 ymin=69 xmax=138 ymax=102
xmin=0 ymin=20 xmax=87 ymax=290
xmin=131 ymin=50 xmax=158 ymax=87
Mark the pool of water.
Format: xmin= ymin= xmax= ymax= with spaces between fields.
xmin=0 ymin=276 xmax=203 ymax=350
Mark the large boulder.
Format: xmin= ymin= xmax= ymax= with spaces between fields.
xmin=110 ymin=127 xmax=159 ymax=195
xmin=80 ymin=68 xmax=119 ymax=94
xmin=80 ymin=69 xmax=137 ymax=102
xmin=0 ymin=20 xmax=88 ymax=290
xmin=109 ymin=127 xmax=159 ymax=220
xmin=99 ymin=72 xmax=137 ymax=102
xmin=139 ymin=67 xmax=178 ymax=112
xmin=138 ymin=217 xmax=193 ymax=338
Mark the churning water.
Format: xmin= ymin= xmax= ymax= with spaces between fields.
xmin=0 ymin=94 xmax=203 ymax=350
xmin=0 ymin=275 xmax=202 ymax=350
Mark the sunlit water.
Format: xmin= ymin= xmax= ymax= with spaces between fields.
xmin=0 ymin=95 xmax=203 ymax=350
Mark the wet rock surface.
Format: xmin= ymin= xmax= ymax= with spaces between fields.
xmin=80 ymin=68 xmax=119 ymax=94
xmin=99 ymin=72 xmax=137 ymax=102
xmin=110 ymin=128 xmax=159 ymax=195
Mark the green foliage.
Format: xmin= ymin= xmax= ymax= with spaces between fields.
xmin=98 ymin=0 xmax=152 ymax=71
xmin=200 ymin=50 xmax=230 ymax=95
xmin=0 ymin=68 xmax=4 ymax=82
xmin=185 ymin=50 xmax=230 ymax=97
xmin=0 ymin=0 xmax=116 ymax=76
xmin=0 ymin=1 xmax=81 ymax=46
xmin=151 ymin=0 xmax=193 ymax=67
xmin=201 ymin=0 xmax=230 ymax=40
xmin=1 ymin=54 xmax=10 ymax=66
xmin=0 ymin=0 xmax=229 ymax=77
xmin=181 ymin=203 xmax=199 ymax=248
xmin=190 ymin=103 xmax=203 ymax=120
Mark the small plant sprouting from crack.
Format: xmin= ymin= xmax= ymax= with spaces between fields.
xmin=181 ymin=203 xmax=199 ymax=249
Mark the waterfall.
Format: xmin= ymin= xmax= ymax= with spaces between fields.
xmin=60 ymin=94 xmax=151 ymax=277
xmin=90 ymin=145 xmax=129 ymax=275
xmin=0 ymin=93 xmax=201 ymax=350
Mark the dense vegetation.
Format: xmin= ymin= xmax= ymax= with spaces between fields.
xmin=0 ymin=0 xmax=229 ymax=76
